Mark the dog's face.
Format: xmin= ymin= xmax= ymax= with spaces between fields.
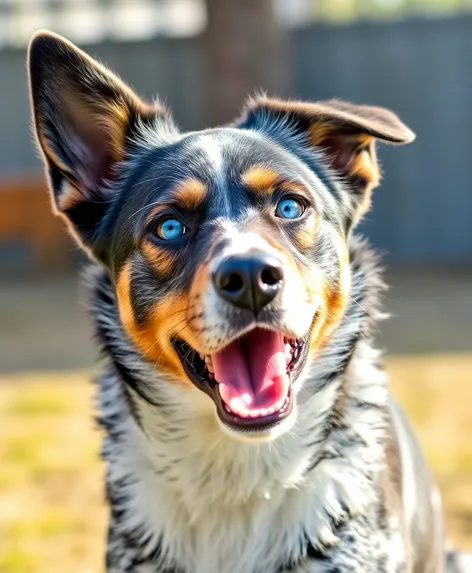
xmin=29 ymin=32 xmax=414 ymax=441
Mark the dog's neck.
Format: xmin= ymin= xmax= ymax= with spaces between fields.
xmin=91 ymin=235 xmax=388 ymax=516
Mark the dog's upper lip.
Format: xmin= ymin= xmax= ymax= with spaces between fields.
xmin=196 ymin=322 xmax=305 ymax=355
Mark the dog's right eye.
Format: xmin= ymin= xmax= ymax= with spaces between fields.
xmin=155 ymin=218 xmax=187 ymax=241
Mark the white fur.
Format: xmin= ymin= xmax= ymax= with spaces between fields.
xmin=103 ymin=345 xmax=387 ymax=572
xmin=95 ymin=238 xmax=390 ymax=572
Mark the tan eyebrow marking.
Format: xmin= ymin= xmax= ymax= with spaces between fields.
xmin=145 ymin=204 xmax=170 ymax=227
xmin=144 ymin=178 xmax=208 ymax=226
xmin=241 ymin=166 xmax=313 ymax=203
xmin=241 ymin=166 xmax=280 ymax=193
xmin=172 ymin=178 xmax=207 ymax=209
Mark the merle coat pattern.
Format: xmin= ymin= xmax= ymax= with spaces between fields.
xmin=28 ymin=31 xmax=471 ymax=573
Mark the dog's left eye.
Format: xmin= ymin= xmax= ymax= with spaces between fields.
xmin=155 ymin=218 xmax=187 ymax=241
xmin=275 ymin=197 xmax=305 ymax=220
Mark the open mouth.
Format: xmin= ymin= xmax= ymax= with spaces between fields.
xmin=172 ymin=328 xmax=309 ymax=431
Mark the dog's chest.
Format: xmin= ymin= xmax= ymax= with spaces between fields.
xmin=165 ymin=490 xmax=300 ymax=573
xmin=109 ymin=425 xmax=314 ymax=572
xmin=107 ymin=419 xmax=381 ymax=573
xmin=116 ymin=464 xmax=310 ymax=573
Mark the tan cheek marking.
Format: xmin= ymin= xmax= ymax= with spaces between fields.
xmin=116 ymin=261 xmax=144 ymax=347
xmin=173 ymin=178 xmax=207 ymax=210
xmin=241 ymin=166 xmax=279 ymax=193
xmin=144 ymin=295 xmax=197 ymax=384
xmin=142 ymin=241 xmax=178 ymax=279
xmin=309 ymin=232 xmax=351 ymax=354
xmin=116 ymin=261 xmax=188 ymax=383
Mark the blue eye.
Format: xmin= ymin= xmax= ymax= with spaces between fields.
xmin=275 ymin=197 xmax=304 ymax=220
xmin=156 ymin=218 xmax=186 ymax=241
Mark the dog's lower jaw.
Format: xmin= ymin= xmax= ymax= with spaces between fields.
xmin=216 ymin=402 xmax=298 ymax=443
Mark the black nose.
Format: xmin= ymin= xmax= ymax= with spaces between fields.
xmin=213 ymin=251 xmax=284 ymax=313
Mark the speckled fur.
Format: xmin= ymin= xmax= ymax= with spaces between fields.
xmin=93 ymin=238 xmax=403 ymax=573
xmin=27 ymin=31 xmax=471 ymax=573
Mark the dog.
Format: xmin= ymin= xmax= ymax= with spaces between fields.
xmin=28 ymin=31 xmax=471 ymax=573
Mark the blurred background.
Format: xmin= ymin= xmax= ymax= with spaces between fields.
xmin=0 ymin=1 xmax=471 ymax=571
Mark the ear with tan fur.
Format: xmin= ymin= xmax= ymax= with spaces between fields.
xmin=28 ymin=30 xmax=176 ymax=261
xmin=237 ymin=96 xmax=415 ymax=227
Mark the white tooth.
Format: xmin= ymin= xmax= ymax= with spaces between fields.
xmin=259 ymin=408 xmax=268 ymax=417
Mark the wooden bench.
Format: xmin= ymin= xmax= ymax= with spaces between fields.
xmin=0 ymin=174 xmax=76 ymax=273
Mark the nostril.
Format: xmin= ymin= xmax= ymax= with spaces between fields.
xmin=221 ymin=272 xmax=244 ymax=293
xmin=260 ymin=266 xmax=283 ymax=287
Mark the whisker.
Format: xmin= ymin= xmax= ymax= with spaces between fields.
xmin=151 ymin=323 xmax=190 ymax=366
xmin=125 ymin=199 xmax=163 ymax=223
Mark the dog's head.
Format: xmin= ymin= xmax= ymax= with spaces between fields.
xmin=29 ymin=31 xmax=414 ymax=441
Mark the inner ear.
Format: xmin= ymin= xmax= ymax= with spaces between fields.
xmin=235 ymin=96 xmax=415 ymax=227
xmin=311 ymin=129 xmax=379 ymax=198
xmin=29 ymin=31 xmax=149 ymax=203
xmin=52 ymin=96 xmax=129 ymax=202
xmin=28 ymin=31 xmax=177 ymax=261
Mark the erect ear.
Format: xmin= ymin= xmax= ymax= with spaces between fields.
xmin=28 ymin=30 xmax=177 ymax=262
xmin=237 ymin=96 xmax=415 ymax=228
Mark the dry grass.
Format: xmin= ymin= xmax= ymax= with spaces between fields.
xmin=0 ymin=372 xmax=107 ymax=573
xmin=387 ymin=354 xmax=472 ymax=550
xmin=0 ymin=355 xmax=471 ymax=572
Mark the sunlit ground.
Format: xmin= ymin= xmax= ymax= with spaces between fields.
xmin=0 ymin=356 xmax=471 ymax=573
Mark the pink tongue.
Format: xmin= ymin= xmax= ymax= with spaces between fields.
xmin=211 ymin=329 xmax=289 ymax=418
